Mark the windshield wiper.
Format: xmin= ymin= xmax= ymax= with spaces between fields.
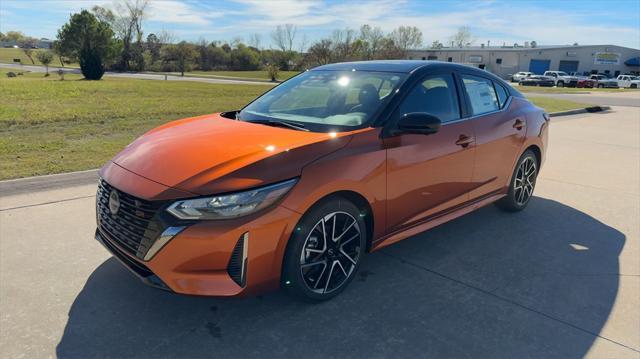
xmin=249 ymin=119 xmax=310 ymax=132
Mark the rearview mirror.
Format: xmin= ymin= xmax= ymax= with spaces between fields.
xmin=395 ymin=112 xmax=442 ymax=136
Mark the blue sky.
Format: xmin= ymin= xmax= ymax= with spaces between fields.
xmin=1 ymin=0 xmax=639 ymax=49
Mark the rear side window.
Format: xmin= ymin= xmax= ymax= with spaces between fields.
xmin=397 ymin=74 xmax=460 ymax=123
xmin=494 ymin=82 xmax=509 ymax=108
xmin=461 ymin=75 xmax=499 ymax=115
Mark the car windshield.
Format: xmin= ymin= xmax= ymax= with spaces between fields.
xmin=557 ymin=72 xmax=568 ymax=76
xmin=239 ymin=70 xmax=407 ymax=132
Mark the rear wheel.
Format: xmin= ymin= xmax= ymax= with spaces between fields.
xmin=631 ymin=84 xmax=637 ymax=89
xmin=598 ymin=84 xmax=605 ymax=88
xmin=557 ymin=81 xmax=564 ymax=88
xmin=282 ymin=198 xmax=366 ymax=301
xmin=496 ymin=150 xmax=538 ymax=212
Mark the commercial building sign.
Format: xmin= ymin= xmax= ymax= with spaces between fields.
xmin=468 ymin=55 xmax=483 ymax=63
xmin=594 ymin=52 xmax=621 ymax=65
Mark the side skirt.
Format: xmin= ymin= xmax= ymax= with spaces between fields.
xmin=371 ymin=191 xmax=506 ymax=252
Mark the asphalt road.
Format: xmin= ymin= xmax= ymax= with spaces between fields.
xmin=1 ymin=107 xmax=639 ymax=358
xmin=0 ymin=63 xmax=273 ymax=85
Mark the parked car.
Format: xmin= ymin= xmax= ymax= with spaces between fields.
xmin=511 ymin=71 xmax=533 ymax=82
xmin=95 ymin=61 xmax=548 ymax=301
xmin=543 ymin=71 xmax=579 ymax=87
xmin=589 ymin=74 xmax=619 ymax=88
xmin=617 ymin=75 xmax=640 ymax=88
xmin=519 ymin=75 xmax=555 ymax=87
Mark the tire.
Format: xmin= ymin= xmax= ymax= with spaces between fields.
xmin=598 ymin=84 xmax=604 ymax=88
xmin=495 ymin=150 xmax=538 ymax=212
xmin=631 ymin=84 xmax=637 ymax=89
xmin=282 ymin=197 xmax=367 ymax=301
xmin=557 ymin=81 xmax=564 ymax=88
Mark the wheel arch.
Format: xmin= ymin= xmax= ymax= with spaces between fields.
xmin=525 ymin=144 xmax=542 ymax=169
xmin=296 ymin=190 xmax=375 ymax=252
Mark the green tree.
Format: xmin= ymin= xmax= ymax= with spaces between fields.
xmin=161 ymin=41 xmax=196 ymax=76
xmin=35 ymin=51 xmax=54 ymax=74
xmin=56 ymin=10 xmax=116 ymax=80
xmin=4 ymin=31 xmax=26 ymax=42
xmin=389 ymin=26 xmax=423 ymax=56
xmin=230 ymin=44 xmax=260 ymax=70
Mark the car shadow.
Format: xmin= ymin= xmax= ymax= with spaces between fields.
xmin=56 ymin=197 xmax=625 ymax=358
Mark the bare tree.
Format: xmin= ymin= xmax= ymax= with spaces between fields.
xmin=331 ymin=28 xmax=357 ymax=61
xmin=298 ymin=33 xmax=308 ymax=53
xmin=248 ymin=33 xmax=261 ymax=49
xmin=359 ymin=24 xmax=384 ymax=60
xmin=18 ymin=37 xmax=37 ymax=64
xmin=157 ymin=29 xmax=175 ymax=45
xmin=389 ymin=26 xmax=423 ymax=56
xmin=93 ymin=0 xmax=148 ymax=70
xmin=450 ymin=26 xmax=474 ymax=48
xmin=307 ymin=39 xmax=333 ymax=65
xmin=271 ymin=24 xmax=297 ymax=52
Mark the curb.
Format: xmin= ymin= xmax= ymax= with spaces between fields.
xmin=549 ymin=105 xmax=611 ymax=117
xmin=0 ymin=169 xmax=99 ymax=196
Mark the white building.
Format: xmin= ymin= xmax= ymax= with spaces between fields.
xmin=407 ymin=44 xmax=640 ymax=79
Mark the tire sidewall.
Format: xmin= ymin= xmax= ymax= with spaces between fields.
xmin=282 ymin=197 xmax=367 ymax=301
xmin=506 ymin=150 xmax=537 ymax=210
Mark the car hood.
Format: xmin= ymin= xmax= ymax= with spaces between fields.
xmin=110 ymin=113 xmax=353 ymax=195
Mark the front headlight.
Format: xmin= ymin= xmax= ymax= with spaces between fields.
xmin=167 ymin=178 xmax=297 ymax=220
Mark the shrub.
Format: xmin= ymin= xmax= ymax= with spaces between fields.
xmin=6 ymin=72 xmax=16 ymax=77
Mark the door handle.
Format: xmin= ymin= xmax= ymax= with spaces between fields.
xmin=455 ymin=135 xmax=474 ymax=148
xmin=513 ymin=119 xmax=525 ymax=130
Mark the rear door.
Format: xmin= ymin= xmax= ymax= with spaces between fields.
xmin=384 ymin=73 xmax=475 ymax=233
xmin=461 ymin=74 xmax=526 ymax=200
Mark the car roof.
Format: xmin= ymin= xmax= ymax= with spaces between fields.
xmin=312 ymin=60 xmax=480 ymax=74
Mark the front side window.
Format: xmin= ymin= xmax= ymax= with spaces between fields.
xmin=239 ymin=70 xmax=407 ymax=132
xmin=396 ymin=74 xmax=460 ymax=123
xmin=461 ymin=75 xmax=500 ymax=115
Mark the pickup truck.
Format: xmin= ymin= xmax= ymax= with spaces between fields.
xmin=589 ymin=74 xmax=619 ymax=88
xmin=543 ymin=71 xmax=579 ymax=87
xmin=616 ymin=75 xmax=640 ymax=88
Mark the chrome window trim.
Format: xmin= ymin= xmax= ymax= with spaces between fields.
xmin=441 ymin=94 xmax=513 ymax=126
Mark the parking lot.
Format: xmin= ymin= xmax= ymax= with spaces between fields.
xmin=1 ymin=101 xmax=639 ymax=357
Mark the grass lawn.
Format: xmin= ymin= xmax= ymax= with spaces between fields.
xmin=513 ymin=84 xmax=638 ymax=94
xmin=0 ymin=70 xmax=272 ymax=180
xmin=526 ymin=97 xmax=589 ymax=113
xmin=0 ymin=70 xmax=588 ymax=179
xmin=0 ymin=48 xmax=77 ymax=68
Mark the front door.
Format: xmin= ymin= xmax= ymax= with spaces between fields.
xmin=384 ymin=73 xmax=475 ymax=234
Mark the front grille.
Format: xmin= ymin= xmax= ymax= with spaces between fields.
xmin=96 ymin=179 xmax=164 ymax=259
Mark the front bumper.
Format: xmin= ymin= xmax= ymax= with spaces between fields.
xmin=95 ymin=163 xmax=302 ymax=296
xmin=96 ymin=202 xmax=300 ymax=296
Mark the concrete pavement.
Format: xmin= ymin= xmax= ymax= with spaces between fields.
xmin=0 ymin=63 xmax=273 ymax=86
xmin=1 ymin=107 xmax=639 ymax=358
xmin=524 ymin=88 xmax=640 ymax=107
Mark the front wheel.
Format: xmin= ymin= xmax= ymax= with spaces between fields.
xmin=557 ymin=81 xmax=564 ymax=88
xmin=282 ymin=198 xmax=366 ymax=301
xmin=496 ymin=150 xmax=538 ymax=212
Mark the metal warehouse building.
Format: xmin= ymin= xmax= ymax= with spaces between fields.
xmin=407 ymin=44 xmax=640 ymax=79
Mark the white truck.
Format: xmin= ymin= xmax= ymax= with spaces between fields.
xmin=543 ymin=71 xmax=579 ymax=87
xmin=616 ymin=75 xmax=640 ymax=88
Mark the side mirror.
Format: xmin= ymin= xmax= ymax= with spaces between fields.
xmin=396 ymin=112 xmax=441 ymax=135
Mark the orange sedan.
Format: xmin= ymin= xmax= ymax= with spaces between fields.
xmin=96 ymin=61 xmax=548 ymax=301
